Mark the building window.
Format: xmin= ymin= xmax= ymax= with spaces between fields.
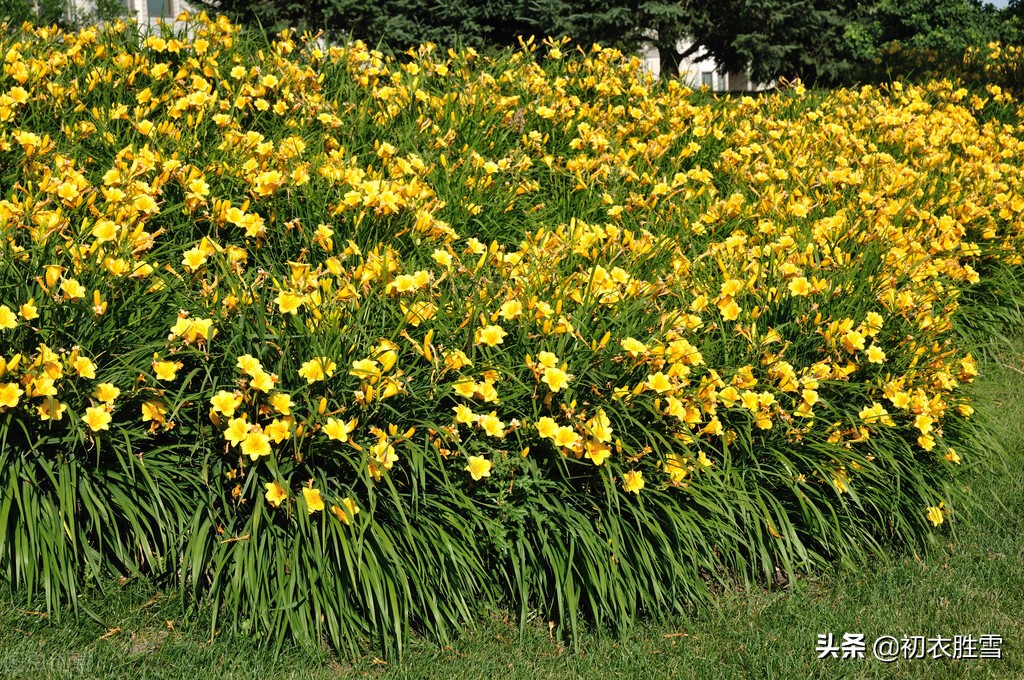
xmin=701 ymin=71 xmax=714 ymax=88
xmin=147 ymin=0 xmax=173 ymax=18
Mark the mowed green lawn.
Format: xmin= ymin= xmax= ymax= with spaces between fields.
xmin=2 ymin=341 xmax=1022 ymax=680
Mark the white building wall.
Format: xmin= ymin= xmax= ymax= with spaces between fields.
xmin=640 ymin=40 xmax=768 ymax=92
xmin=640 ymin=44 xmax=661 ymax=76
xmin=69 ymin=0 xmax=193 ymax=27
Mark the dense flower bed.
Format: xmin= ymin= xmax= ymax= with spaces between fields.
xmin=1 ymin=14 xmax=1022 ymax=655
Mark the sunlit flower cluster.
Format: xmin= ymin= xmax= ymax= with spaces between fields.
xmin=1 ymin=15 xmax=1021 ymax=532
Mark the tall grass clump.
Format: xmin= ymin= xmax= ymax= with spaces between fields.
xmin=1 ymin=14 xmax=1023 ymax=655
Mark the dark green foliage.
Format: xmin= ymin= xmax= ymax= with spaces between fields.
xmin=188 ymin=0 xmax=1024 ymax=86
